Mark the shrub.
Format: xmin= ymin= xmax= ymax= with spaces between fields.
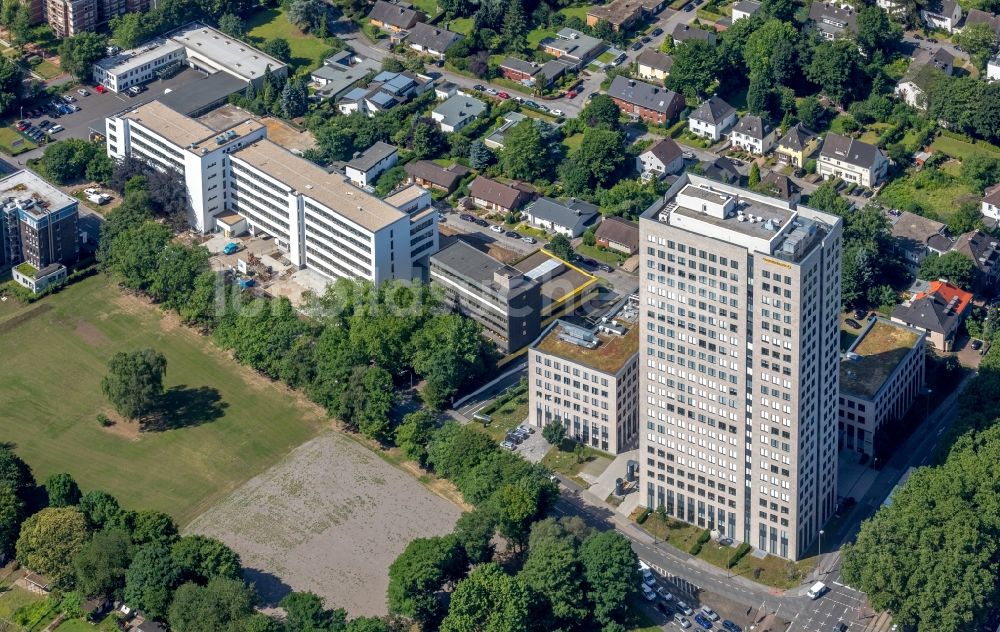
xmin=636 ymin=508 xmax=651 ymax=524
xmin=97 ymin=413 xmax=112 ymax=427
xmin=727 ymin=542 xmax=752 ymax=568
xmin=697 ymin=529 xmax=711 ymax=545
xmin=689 ymin=542 xmax=702 ymax=555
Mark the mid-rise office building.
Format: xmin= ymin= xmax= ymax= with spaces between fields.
xmin=839 ymin=317 xmax=925 ymax=458
xmin=529 ymin=298 xmax=640 ymax=454
xmin=639 ymin=173 xmax=843 ymax=560
xmin=429 ymin=241 xmax=542 ymax=353
xmin=106 ymin=100 xmax=437 ymax=284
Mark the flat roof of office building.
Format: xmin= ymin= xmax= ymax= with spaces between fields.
xmin=232 ymin=139 xmax=406 ymax=232
xmin=841 ymin=318 xmax=921 ymax=399
xmin=158 ymin=72 xmax=248 ymax=117
xmin=168 ymin=22 xmax=286 ymax=82
xmin=534 ymin=318 xmax=638 ymax=374
xmin=512 ymin=250 xmax=595 ymax=305
xmin=95 ymin=39 xmax=185 ymax=73
xmin=0 ymin=169 xmax=77 ymax=215
xmin=122 ymin=100 xmax=263 ymax=150
xmin=430 ymin=240 xmax=539 ymax=299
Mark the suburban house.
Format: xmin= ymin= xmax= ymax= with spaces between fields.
xmin=775 ymin=123 xmax=819 ymax=168
xmin=431 ymin=94 xmax=486 ymax=132
xmin=895 ymin=49 xmax=952 ymax=110
xmin=540 ymin=28 xmax=606 ymax=69
xmin=729 ymin=114 xmax=777 ymax=155
xmin=595 ymin=216 xmax=639 ymax=255
xmin=636 ymin=49 xmax=673 ymax=82
xmin=523 ymin=196 xmax=600 ymax=237
xmin=468 ymin=176 xmax=533 ymax=213
xmin=731 ymin=0 xmax=761 ymax=20
xmin=760 ymin=172 xmax=802 ymax=203
xmin=587 ymin=0 xmax=665 ymax=31
xmin=636 ymin=138 xmax=685 ymax=178
xmin=405 ymin=23 xmax=463 ymax=58
xmin=337 ymin=70 xmax=431 ymax=117
xmin=921 ymin=0 xmax=962 ymax=32
xmin=498 ymin=57 xmax=570 ymax=87
xmin=988 ymin=55 xmax=1000 ymax=81
xmin=345 ymin=142 xmax=398 ymax=188
xmin=368 ymin=0 xmax=424 ymax=32
xmin=484 ymin=112 xmax=527 ymax=150
xmin=670 ymin=23 xmax=716 ymax=45
xmin=965 ymin=9 xmax=1000 ymax=35
xmin=889 ymin=211 xmax=952 ymax=273
xmin=435 ymin=81 xmax=459 ymax=100
xmin=891 ymin=280 xmax=972 ymax=351
xmin=702 ymin=156 xmax=741 ymax=184
xmin=818 ymin=133 xmax=889 ymax=188
xmin=982 ymin=183 xmax=1000 ymax=222
xmin=952 ymin=230 xmax=1000 ymax=296
xmin=405 ymin=160 xmax=470 ymax=193
xmin=808 ymin=2 xmax=857 ymax=40
xmin=607 ymin=75 xmax=685 ymax=125
xmin=688 ymin=96 xmax=737 ymax=141
xmin=310 ymin=52 xmax=381 ymax=101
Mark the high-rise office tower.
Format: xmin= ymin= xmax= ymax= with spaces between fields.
xmin=638 ymin=173 xmax=842 ymax=560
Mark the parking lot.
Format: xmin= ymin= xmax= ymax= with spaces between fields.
xmin=12 ymin=67 xmax=209 ymax=163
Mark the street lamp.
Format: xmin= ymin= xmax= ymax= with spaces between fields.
xmin=818 ymin=529 xmax=825 ymax=559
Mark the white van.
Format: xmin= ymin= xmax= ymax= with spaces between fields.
xmin=807 ymin=581 xmax=828 ymax=599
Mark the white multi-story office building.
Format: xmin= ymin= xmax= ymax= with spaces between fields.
xmin=106 ymin=101 xmax=437 ymax=283
xmin=638 ymin=174 xmax=843 ymax=561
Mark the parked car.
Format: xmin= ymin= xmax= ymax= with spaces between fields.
xmin=521 ymin=236 xmax=536 ymax=244
xmin=47 ymin=124 xmax=64 ymax=133
xmin=459 ymin=213 xmax=475 ymax=221
xmin=473 ymin=84 xmax=485 ymax=91
xmin=489 ymin=224 xmax=504 ymax=233
xmin=15 ymin=122 xmax=27 ymax=131
xmin=598 ymin=263 xmax=612 ymax=273
xmin=485 ymin=87 xmax=498 ymax=95
xmin=497 ymin=91 xmax=509 ymax=100
xmin=641 ymin=586 xmax=656 ymax=601
xmin=652 ymin=26 xmax=663 ymax=36
xmin=631 ymin=41 xmax=644 ymax=50
xmin=62 ymin=94 xmax=76 ymax=103
xmin=536 ymin=104 xmax=549 ymax=112
xmin=500 ymin=440 xmax=516 ymax=450
xmin=722 ymin=621 xmax=743 ymax=632
xmin=525 ymin=100 xmax=539 ymax=109
xmin=475 ymin=218 xmax=489 ymax=227
xmin=675 ymin=614 xmax=692 ymax=629
xmin=845 ymin=318 xmax=861 ymax=329
xmin=505 ymin=231 xmax=520 ymax=238
xmin=676 ymin=602 xmax=693 ymax=616
xmin=77 ymin=88 xmax=89 ymax=96
xmin=567 ymin=90 xmax=577 ymax=98
xmin=853 ymin=309 xmax=866 ymax=320
xmin=693 ymin=614 xmax=713 ymax=630
xmin=656 ymin=601 xmax=672 ymax=615
xmin=972 ymin=339 xmax=983 ymax=350
xmin=641 ymin=35 xmax=651 ymax=43
xmin=701 ymin=606 xmax=720 ymax=622
xmin=518 ymin=424 xmax=534 ymax=434
xmin=657 ymin=586 xmax=673 ymax=601
xmin=684 ymin=3 xmax=694 ymax=9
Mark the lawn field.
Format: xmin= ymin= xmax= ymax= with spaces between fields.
xmin=246 ymin=8 xmax=329 ymax=75
xmin=0 ymin=127 xmax=36 ymax=156
xmin=878 ymin=161 xmax=978 ymax=220
xmin=0 ymin=274 xmax=326 ymax=525
xmin=930 ymin=134 xmax=1000 ymax=160
xmin=448 ymin=17 xmax=474 ymax=35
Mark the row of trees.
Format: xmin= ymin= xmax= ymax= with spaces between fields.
xmin=926 ymin=73 xmax=1000 ymax=145
xmin=842 ymin=335 xmax=1000 ymax=632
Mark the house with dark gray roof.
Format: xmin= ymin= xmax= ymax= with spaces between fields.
xmin=431 ymin=94 xmax=486 ymax=132
xmin=405 ymin=160 xmax=470 ymax=192
xmin=966 ymin=9 xmax=1000 ymax=35
xmin=817 ymin=133 xmax=888 ymax=187
xmin=636 ymin=49 xmax=673 ymax=82
xmin=891 ymin=281 xmax=972 ymax=350
xmin=345 ymin=142 xmax=398 ymax=188
xmin=607 ymin=75 xmax=685 ymax=125
xmin=404 ymin=23 xmax=463 ymax=58
xmin=889 ymin=211 xmax=951 ymax=272
xmin=701 ymin=156 xmax=741 ymax=184
xmin=775 ymin=123 xmax=819 ymax=168
xmin=952 ymin=230 xmax=1000 ymax=296
xmin=730 ymin=114 xmax=777 ymax=155
xmin=540 ymin=28 xmax=606 ymax=69
xmin=368 ymin=0 xmax=425 ymax=32
xmin=761 ymin=172 xmax=801 ymax=203
xmin=809 ymin=2 xmax=857 ymax=40
xmin=670 ymin=23 xmax=716 ymax=45
xmin=921 ymin=0 xmax=962 ymax=32
xmin=688 ymin=96 xmax=737 ymax=141
xmin=731 ymin=0 xmax=761 ymax=20
xmin=310 ymin=54 xmax=380 ymax=101
xmin=524 ymin=197 xmax=600 ymax=237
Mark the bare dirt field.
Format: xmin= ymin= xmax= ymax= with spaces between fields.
xmin=187 ymin=431 xmax=463 ymax=616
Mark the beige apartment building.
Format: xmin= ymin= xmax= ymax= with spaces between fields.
xmin=529 ymin=299 xmax=640 ymax=454
xmin=638 ymin=174 xmax=843 ymax=561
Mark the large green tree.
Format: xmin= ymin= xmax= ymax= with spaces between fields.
xmin=855 ymin=6 xmax=900 ymax=57
xmin=44 ymin=473 xmax=81 ymax=507
xmin=171 ymin=535 xmax=242 ymax=584
xmin=73 ymin=528 xmax=132 ymax=598
xmin=78 ymin=490 xmax=122 ymax=530
xmin=168 ymin=577 xmax=258 ymax=632
xmin=101 ymin=348 xmax=168 ymax=422
xmin=579 ymin=531 xmax=639 ymax=626
xmin=806 ymin=39 xmax=862 ymax=106
xmin=919 ymin=251 xmax=976 ymax=289
xmin=519 ymin=522 xmax=588 ymax=626
xmin=124 ymin=544 xmax=180 ymax=619
xmin=578 ymin=93 xmax=622 ymax=130
xmin=439 ymin=563 xmax=531 ymax=632
xmin=15 ymin=507 xmax=89 ymax=588
xmin=387 ymin=535 xmax=466 ymax=627
xmin=58 ymin=33 xmax=108 ymax=80
xmin=500 ymin=120 xmax=550 ymax=181
xmin=667 ymin=41 xmax=719 ymax=98
xmin=0 ymin=484 xmax=24 ymax=561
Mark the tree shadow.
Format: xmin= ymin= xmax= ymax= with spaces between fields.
xmin=243 ymin=567 xmax=293 ymax=607
xmin=142 ymin=385 xmax=228 ymax=432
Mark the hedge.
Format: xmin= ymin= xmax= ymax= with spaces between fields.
xmin=636 ymin=508 xmax=651 ymax=524
xmin=727 ymin=542 xmax=752 ymax=568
